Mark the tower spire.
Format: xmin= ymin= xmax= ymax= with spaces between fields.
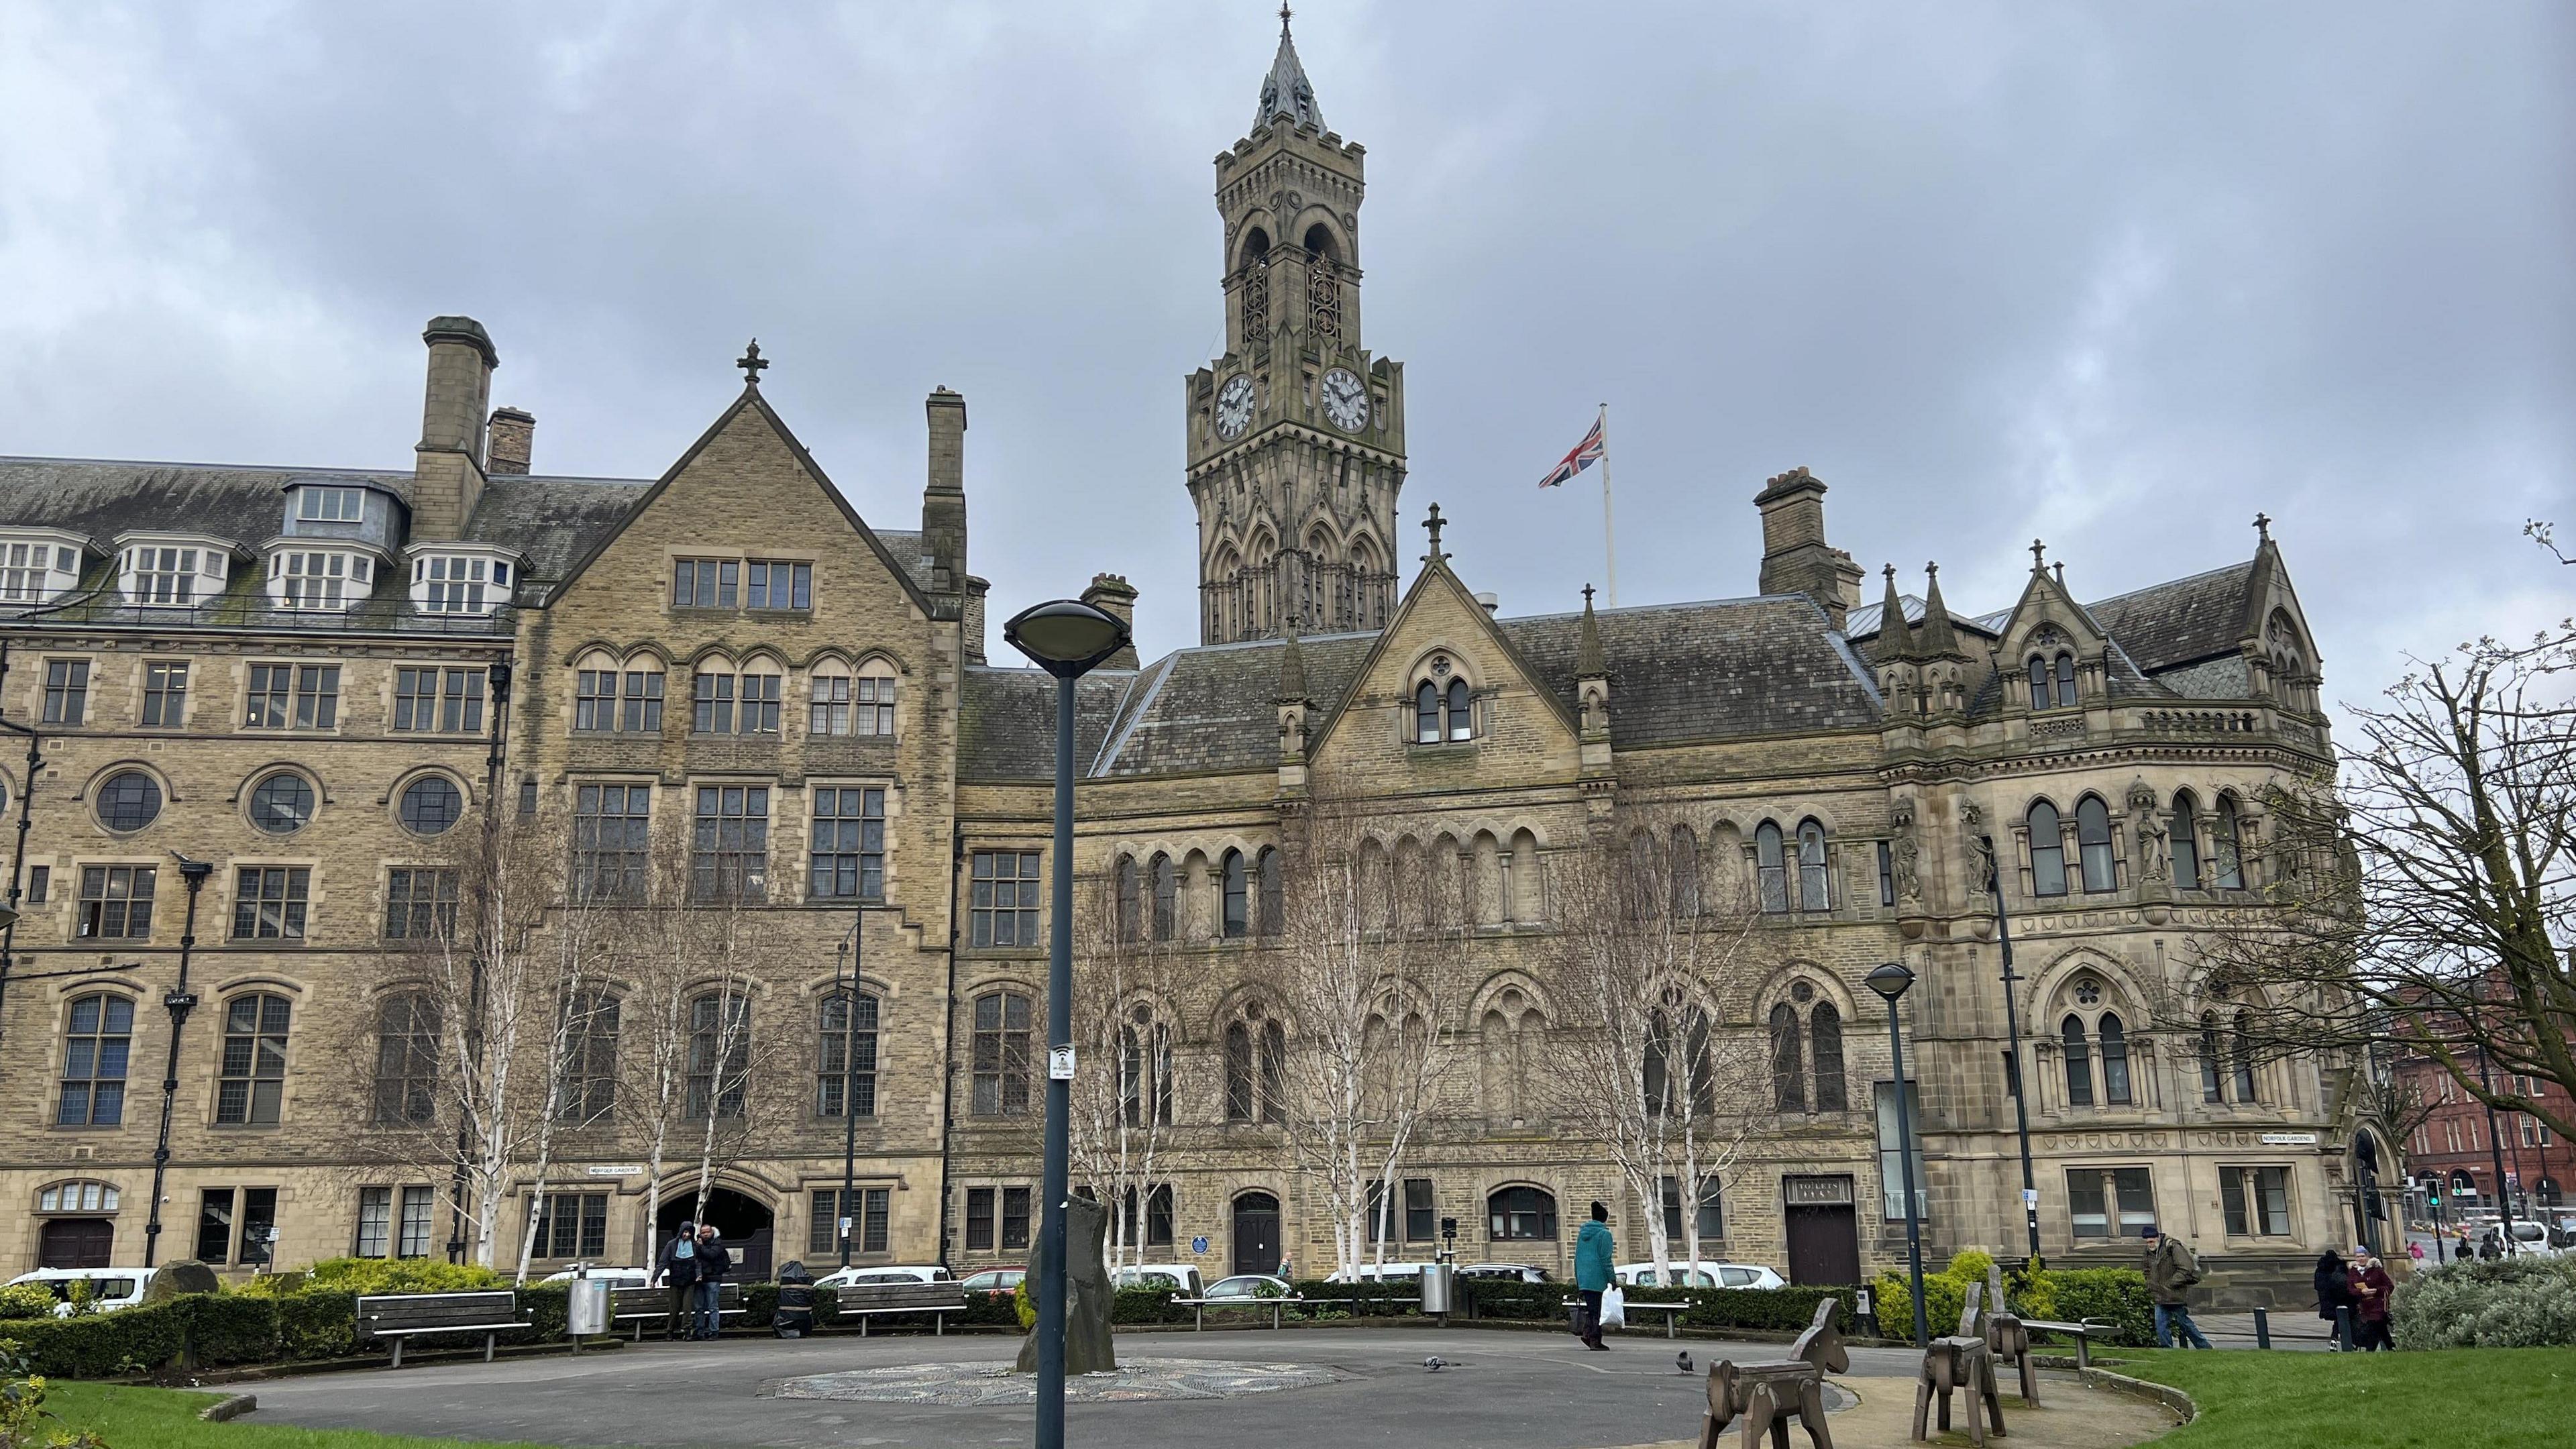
xmin=1872 ymin=564 xmax=1915 ymax=663
xmin=1917 ymin=561 xmax=1964 ymax=658
xmin=1253 ymin=5 xmax=1325 ymax=132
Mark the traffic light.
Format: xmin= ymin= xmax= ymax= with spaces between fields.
xmin=2426 ymin=1179 xmax=2443 ymax=1205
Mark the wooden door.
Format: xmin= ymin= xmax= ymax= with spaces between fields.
xmin=1784 ymin=1205 xmax=1861 ymax=1285
xmin=1232 ymin=1193 xmax=1281 ymax=1277
xmin=40 ymin=1219 xmax=114 ymax=1269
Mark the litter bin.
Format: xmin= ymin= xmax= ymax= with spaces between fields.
xmin=1419 ymin=1262 xmax=1454 ymax=1316
xmin=773 ymin=1260 xmax=816 ymax=1338
xmin=567 ymin=1269 xmax=612 ymax=1340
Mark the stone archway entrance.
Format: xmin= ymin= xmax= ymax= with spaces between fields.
xmin=658 ymin=1185 xmax=776 ymax=1283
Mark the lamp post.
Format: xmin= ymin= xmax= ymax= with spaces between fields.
xmin=144 ymin=853 xmax=213 ymax=1268
xmin=1868 ymin=961 xmax=1929 ymax=1346
xmin=0 ymin=713 xmax=46 ymax=1047
xmin=1004 ymin=597 xmax=1130 ymax=1449
xmin=1978 ymin=835 xmax=2044 ymax=1269
xmin=837 ymin=925 xmax=864 ymax=1270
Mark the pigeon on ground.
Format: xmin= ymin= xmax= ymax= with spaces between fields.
xmin=1676 ymin=1350 xmax=1694 ymax=1375
xmin=1424 ymin=1356 xmax=1448 ymax=1372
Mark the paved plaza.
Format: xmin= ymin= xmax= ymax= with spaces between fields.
xmin=241 ymin=1328 xmax=2180 ymax=1449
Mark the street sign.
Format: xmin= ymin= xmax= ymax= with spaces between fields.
xmin=585 ymin=1164 xmax=643 ymax=1177
xmin=1191 ymin=1236 xmax=1210 ymax=1254
xmin=1049 ymin=1045 xmax=1077 ymax=1081
xmin=2023 ymin=1189 xmax=2039 ymax=1207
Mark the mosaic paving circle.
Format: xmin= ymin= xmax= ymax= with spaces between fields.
xmin=767 ymin=1356 xmax=1343 ymax=1406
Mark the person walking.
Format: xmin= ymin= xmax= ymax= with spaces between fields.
xmin=654 ymin=1220 xmax=700 ymax=1341
xmin=2406 ymin=1239 xmax=2424 ymax=1267
xmin=692 ymin=1224 xmax=731 ymax=1340
xmin=2349 ymin=1248 xmax=2396 ymax=1352
xmin=2141 ymin=1224 xmax=2212 ymax=1348
xmin=2313 ymin=1248 xmax=2354 ymax=1350
xmin=1573 ymin=1201 xmax=1615 ymax=1352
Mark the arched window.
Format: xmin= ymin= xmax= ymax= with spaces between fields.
xmin=1487 ymin=1186 xmax=1558 ymax=1241
xmin=1643 ymin=996 xmax=1711 ymax=1118
xmin=1754 ymin=822 xmax=1789 ymax=913
xmin=1221 ymin=849 xmax=1248 ymax=938
xmin=2028 ymin=802 xmax=2068 ymax=897
xmin=559 ymin=991 xmax=619 ymax=1124
xmin=2198 ymin=1012 xmax=2224 ymax=1102
xmin=1115 ymin=856 xmax=1142 ymax=943
xmin=2231 ymin=1010 xmax=2259 ymax=1102
xmin=1150 ymin=853 xmax=1177 ymax=941
xmin=686 ymin=991 xmax=751 ymax=1120
xmin=1223 ymin=1002 xmax=1287 ymax=1124
xmin=818 ymin=990 xmax=877 ymax=1119
xmin=1670 ymin=828 xmax=1701 ymax=916
xmin=1256 ymin=847 xmax=1283 ymax=936
xmin=1810 ymin=1002 xmax=1847 ymax=1111
xmin=1483 ymin=989 xmax=1542 ymax=1127
xmin=2170 ymin=790 xmax=2202 ymax=890
xmin=56 ymin=994 xmax=133 ymax=1127
xmin=2061 ymin=1014 xmax=2095 ymax=1106
xmin=1414 ymin=682 xmax=1441 ymax=744
xmin=971 ymin=991 xmax=1032 ymax=1118
xmin=2098 ymin=1012 xmax=2133 ymax=1105
xmin=1120 ymin=1004 xmax=1173 ymax=1128
xmin=2055 ymin=653 xmax=2078 ymax=708
xmin=1770 ymin=1003 xmax=1807 ymax=1112
xmin=855 ymin=660 xmax=899 ymax=735
xmin=1796 ymin=820 xmax=1830 ymax=911
xmin=2075 ymin=795 xmax=2116 ymax=892
xmin=215 ymin=993 xmax=291 ymax=1126
xmin=2027 ymin=657 xmax=2051 ymax=710
xmin=1446 ymin=678 xmax=1471 ymax=741
xmin=807 ymin=659 xmax=852 ymax=735
xmin=371 ymin=993 xmax=439 ymax=1126
xmin=2212 ymin=796 xmax=2246 ymax=888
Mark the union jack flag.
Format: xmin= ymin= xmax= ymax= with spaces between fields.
xmin=1538 ymin=416 xmax=1605 ymax=488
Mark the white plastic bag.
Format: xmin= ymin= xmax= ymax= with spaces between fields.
xmin=1599 ymin=1285 xmax=1627 ymax=1330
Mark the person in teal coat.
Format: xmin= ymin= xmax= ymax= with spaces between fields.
xmin=1574 ymin=1201 xmax=1615 ymax=1350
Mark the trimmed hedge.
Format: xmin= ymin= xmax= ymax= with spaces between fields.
xmin=2 ymin=1299 xmax=193 ymax=1378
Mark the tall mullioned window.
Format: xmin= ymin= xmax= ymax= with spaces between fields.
xmin=809 ymin=787 xmax=885 ymax=901
xmin=142 ymin=662 xmax=188 ymax=727
xmin=215 ymin=994 xmax=292 ymax=1126
xmin=690 ymin=785 xmax=769 ymax=902
xmin=817 ymin=991 xmax=879 ymax=1118
xmin=971 ymin=991 xmax=1031 ymax=1117
xmin=969 ymin=851 xmax=1042 ymax=947
xmin=41 ymin=660 xmax=87 ymax=725
xmin=393 ymin=667 xmax=485 ymax=733
xmin=231 ymin=868 xmax=309 ymax=940
xmin=56 ymin=994 xmax=133 ymax=1126
xmin=573 ymin=786 xmax=651 ymax=902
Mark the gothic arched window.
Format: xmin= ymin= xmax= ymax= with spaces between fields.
xmin=1119 ymin=1004 xmax=1173 ymax=1128
xmin=2028 ymin=801 xmax=2068 ymax=898
xmin=2027 ymin=656 xmax=2051 ymax=710
xmin=2212 ymin=796 xmax=2246 ymax=889
xmin=2055 ymin=653 xmax=2078 ymax=708
xmin=1224 ymin=1002 xmax=1287 ymax=1124
xmin=1221 ymin=849 xmax=1248 ymax=938
xmin=2198 ymin=1012 xmax=2225 ymax=1103
xmin=1150 ymin=853 xmax=1177 ymax=941
xmin=2231 ymin=1010 xmax=2259 ymax=1102
xmin=2170 ymin=790 xmax=2202 ymax=891
xmin=1669 ymin=827 xmax=1701 ymax=917
xmin=2098 ymin=1012 xmax=2132 ymax=1105
xmin=1415 ymin=682 xmax=1441 ymax=744
xmin=686 ymin=991 xmax=751 ymax=1121
xmin=1770 ymin=1002 xmax=1807 ymax=1113
xmin=1755 ymin=822 xmax=1788 ymax=913
xmin=1446 ymin=678 xmax=1472 ymax=741
xmin=1796 ymin=820 xmax=1830 ymax=911
xmin=2075 ymin=795 xmax=2116 ymax=892
xmin=1256 ymin=847 xmax=1283 ymax=936
xmin=1115 ymin=855 xmax=1142 ymax=943
xmin=2061 ymin=1014 xmax=2095 ymax=1106
xmin=1810 ymin=1001 xmax=1847 ymax=1110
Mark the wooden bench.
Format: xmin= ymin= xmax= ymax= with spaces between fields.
xmin=2015 ymin=1313 xmax=2118 ymax=1369
xmin=1562 ymin=1294 xmax=1694 ymax=1338
xmin=1174 ymin=1294 xmax=1307 ymax=1330
xmin=608 ymin=1281 xmax=745 ymax=1341
xmin=355 ymin=1290 xmax=530 ymax=1368
xmin=829 ymin=1281 xmax=967 ymax=1336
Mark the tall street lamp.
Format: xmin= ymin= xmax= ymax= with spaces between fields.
xmin=144 ymin=853 xmax=214 ymax=1268
xmin=835 ymin=922 xmax=865 ymax=1270
xmin=1003 ymin=597 xmax=1130 ymax=1449
xmin=1868 ymin=960 xmax=1930 ymax=1346
xmin=1978 ymin=835 xmax=2045 ymax=1268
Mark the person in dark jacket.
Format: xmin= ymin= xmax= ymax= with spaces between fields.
xmin=2313 ymin=1248 xmax=2353 ymax=1350
xmin=2141 ymin=1224 xmax=2212 ymax=1348
xmin=1572 ymin=1201 xmax=1615 ymax=1352
xmin=654 ymin=1221 xmax=700 ymax=1340
xmin=690 ymin=1224 xmax=731 ymax=1340
xmin=2349 ymin=1249 xmax=2396 ymax=1351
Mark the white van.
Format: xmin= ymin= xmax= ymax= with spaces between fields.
xmin=7 ymin=1267 xmax=156 ymax=1316
xmin=1114 ymin=1265 xmax=1204 ymax=1295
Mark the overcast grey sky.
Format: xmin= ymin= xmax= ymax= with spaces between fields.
xmin=3 ymin=1 xmax=2568 ymax=705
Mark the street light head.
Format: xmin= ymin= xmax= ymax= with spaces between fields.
xmin=1004 ymin=598 xmax=1130 ymax=679
xmin=1866 ymin=961 xmax=1916 ymax=1002
xmin=170 ymin=851 xmax=213 ymax=883
xmin=0 ymin=902 xmax=16 ymax=931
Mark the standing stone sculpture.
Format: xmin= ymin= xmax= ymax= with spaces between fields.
xmin=1014 ymin=1193 xmax=1117 ymax=1376
xmin=1699 ymin=1297 xmax=1846 ymax=1449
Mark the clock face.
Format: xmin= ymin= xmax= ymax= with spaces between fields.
xmin=1321 ymin=368 xmax=1369 ymax=432
xmin=1215 ymin=374 xmax=1256 ymax=441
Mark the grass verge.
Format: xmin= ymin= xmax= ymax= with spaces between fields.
xmin=2111 ymin=1346 xmax=2575 ymax=1449
xmin=42 ymin=1382 xmax=581 ymax=1449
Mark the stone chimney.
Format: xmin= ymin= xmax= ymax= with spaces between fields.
xmin=412 ymin=316 xmax=498 ymax=539
xmin=922 ymin=387 xmax=968 ymax=594
xmin=961 ymin=576 xmax=989 ymax=666
xmin=1081 ymin=574 xmax=1140 ymax=670
xmin=486 ymin=407 xmax=535 ymax=476
xmin=1754 ymin=466 xmax=1863 ymax=630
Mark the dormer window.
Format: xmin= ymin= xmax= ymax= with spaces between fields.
xmin=0 ymin=535 xmax=85 ymax=604
xmin=411 ymin=553 xmax=511 ymax=614
xmin=1411 ymin=655 xmax=1474 ymax=745
xmin=296 ymin=486 xmax=366 ymax=523
xmin=268 ymin=549 xmax=373 ymax=610
xmin=2027 ymin=651 xmax=2078 ymax=710
xmin=119 ymin=539 xmax=229 ymax=606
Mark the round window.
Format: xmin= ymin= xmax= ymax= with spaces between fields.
xmin=1790 ymin=980 xmax=1815 ymax=1005
xmin=248 ymin=773 xmax=315 ymax=834
xmin=96 ymin=771 xmax=162 ymax=833
xmin=400 ymin=775 xmax=463 ymax=835
xmin=2075 ymin=977 xmax=2102 ymax=1006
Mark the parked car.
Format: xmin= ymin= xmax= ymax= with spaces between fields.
xmin=814 ymin=1265 xmax=953 ymax=1289
xmin=1203 ymin=1274 xmax=1291 ymax=1300
xmin=1113 ymin=1265 xmax=1204 ymax=1295
xmin=538 ymin=1265 xmax=654 ymax=1290
xmin=959 ymin=1268 xmax=1026 ymax=1299
xmin=6 ymin=1267 xmax=156 ymax=1316
xmin=1615 ymin=1260 xmax=1786 ymax=1289
xmin=1324 ymin=1260 xmax=1438 ymax=1283
xmin=1456 ymin=1263 xmax=1551 ymax=1283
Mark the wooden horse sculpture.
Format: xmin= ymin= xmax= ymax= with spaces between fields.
xmin=1912 ymin=1280 xmax=2007 ymax=1446
xmin=1981 ymin=1265 xmax=2041 ymax=1407
xmin=1698 ymin=1297 xmax=1848 ymax=1449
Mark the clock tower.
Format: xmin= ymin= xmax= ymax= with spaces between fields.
xmin=1185 ymin=9 xmax=1407 ymax=644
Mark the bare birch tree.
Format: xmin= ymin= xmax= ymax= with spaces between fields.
xmin=1542 ymin=813 xmax=1778 ymax=1282
xmin=1066 ymin=869 xmax=1185 ymax=1271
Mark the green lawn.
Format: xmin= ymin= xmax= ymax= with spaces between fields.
xmin=40 ymin=1382 xmax=577 ymax=1449
xmin=2112 ymin=1346 xmax=2576 ymax=1449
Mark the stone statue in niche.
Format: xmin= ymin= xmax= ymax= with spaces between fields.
xmin=1890 ymin=804 xmax=1923 ymax=906
xmin=2135 ymin=813 xmax=2169 ymax=883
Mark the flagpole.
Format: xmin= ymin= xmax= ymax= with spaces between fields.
xmin=1596 ymin=402 xmax=1617 ymax=608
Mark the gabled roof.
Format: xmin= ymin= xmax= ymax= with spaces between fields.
xmin=955 ymin=667 xmax=1140 ymax=783
xmin=2084 ymin=559 xmax=2259 ymax=673
xmin=1086 ymin=631 xmax=1379 ymax=779
xmin=1503 ymin=594 xmax=1883 ymax=745
xmin=0 ymin=457 xmax=384 ymax=552
xmin=1305 ymin=556 xmax=1580 ymax=755
xmin=462 ymin=475 xmax=650 ymax=585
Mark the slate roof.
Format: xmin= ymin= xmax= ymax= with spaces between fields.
xmin=1503 ymin=595 xmax=1884 ymax=745
xmin=462 ymin=474 xmax=651 ymax=587
xmin=956 ymin=667 xmax=1140 ymax=782
xmin=1843 ymin=594 xmax=1997 ymax=649
xmin=1088 ymin=631 xmax=1379 ymax=778
xmin=871 ymin=529 xmax=938 ymax=595
xmin=0 ymin=456 xmax=397 ymax=550
xmin=2084 ymin=561 xmax=2257 ymax=672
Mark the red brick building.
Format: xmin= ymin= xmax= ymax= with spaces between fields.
xmin=2397 ymin=1052 xmax=2571 ymax=1220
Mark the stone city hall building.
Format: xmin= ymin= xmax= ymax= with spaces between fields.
xmin=0 ymin=21 xmax=2391 ymax=1301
